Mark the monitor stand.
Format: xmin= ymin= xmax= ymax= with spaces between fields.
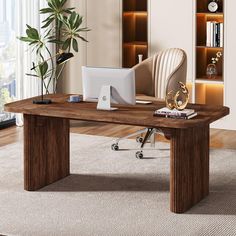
xmin=97 ymin=85 xmax=118 ymax=111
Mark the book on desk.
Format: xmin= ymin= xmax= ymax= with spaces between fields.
xmin=154 ymin=107 xmax=198 ymax=120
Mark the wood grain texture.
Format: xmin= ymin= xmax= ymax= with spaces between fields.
xmin=4 ymin=94 xmax=230 ymax=129
xmin=24 ymin=114 xmax=70 ymax=191
xmin=170 ymin=125 xmax=209 ymax=213
xmin=1 ymin=124 xmax=236 ymax=149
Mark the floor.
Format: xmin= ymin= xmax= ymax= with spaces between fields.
xmin=1 ymin=133 xmax=236 ymax=236
xmin=1 ymin=122 xmax=236 ymax=236
xmin=1 ymin=121 xmax=236 ymax=149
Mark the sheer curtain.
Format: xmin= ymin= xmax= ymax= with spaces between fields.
xmin=15 ymin=0 xmax=55 ymax=126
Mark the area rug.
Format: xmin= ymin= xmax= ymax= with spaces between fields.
xmin=0 ymin=133 xmax=236 ymax=236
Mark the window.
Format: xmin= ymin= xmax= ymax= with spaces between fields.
xmin=0 ymin=0 xmax=16 ymax=126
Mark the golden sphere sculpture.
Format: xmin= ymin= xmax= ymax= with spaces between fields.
xmin=165 ymin=82 xmax=189 ymax=111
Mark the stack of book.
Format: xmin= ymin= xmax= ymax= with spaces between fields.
xmin=206 ymin=21 xmax=223 ymax=47
xmin=154 ymin=107 xmax=198 ymax=119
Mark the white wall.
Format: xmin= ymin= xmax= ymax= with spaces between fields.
xmin=224 ymin=0 xmax=236 ymax=129
xmin=60 ymin=0 xmax=122 ymax=94
xmin=149 ymin=0 xmax=194 ymax=82
xmin=86 ymin=0 xmax=122 ymax=67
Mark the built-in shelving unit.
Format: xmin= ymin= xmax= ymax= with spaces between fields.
xmin=122 ymin=0 xmax=148 ymax=68
xmin=195 ymin=0 xmax=224 ymax=105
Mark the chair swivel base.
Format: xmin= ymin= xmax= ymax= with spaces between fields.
xmin=111 ymin=128 xmax=164 ymax=159
xmin=111 ymin=143 xmax=144 ymax=159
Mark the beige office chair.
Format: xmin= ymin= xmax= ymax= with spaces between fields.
xmin=111 ymin=48 xmax=187 ymax=158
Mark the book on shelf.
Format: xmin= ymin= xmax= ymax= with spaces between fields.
xmin=153 ymin=107 xmax=197 ymax=119
xmin=206 ymin=21 xmax=211 ymax=47
xmin=206 ymin=21 xmax=223 ymax=47
xmin=220 ymin=23 xmax=224 ymax=47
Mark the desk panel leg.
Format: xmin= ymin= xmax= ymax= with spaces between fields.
xmin=24 ymin=114 xmax=70 ymax=191
xmin=170 ymin=125 xmax=209 ymax=213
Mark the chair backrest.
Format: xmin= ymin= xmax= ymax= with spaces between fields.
xmin=133 ymin=48 xmax=187 ymax=98
xmin=153 ymin=48 xmax=187 ymax=99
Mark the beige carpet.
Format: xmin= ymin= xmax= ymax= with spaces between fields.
xmin=0 ymin=133 xmax=236 ymax=236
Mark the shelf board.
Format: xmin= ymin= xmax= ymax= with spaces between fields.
xmin=123 ymin=11 xmax=147 ymax=15
xmin=195 ymin=78 xmax=224 ymax=85
xmin=196 ymin=46 xmax=223 ymax=49
xmin=124 ymin=41 xmax=148 ymax=46
xmin=196 ymin=12 xmax=223 ymax=16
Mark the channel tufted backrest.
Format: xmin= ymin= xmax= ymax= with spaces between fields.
xmin=153 ymin=48 xmax=187 ymax=99
xmin=133 ymin=48 xmax=187 ymax=99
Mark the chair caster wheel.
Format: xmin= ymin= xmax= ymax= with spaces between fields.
xmin=136 ymin=151 xmax=143 ymax=159
xmin=136 ymin=136 xmax=143 ymax=143
xmin=111 ymin=143 xmax=119 ymax=151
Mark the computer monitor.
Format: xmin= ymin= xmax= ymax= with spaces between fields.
xmin=82 ymin=66 xmax=136 ymax=110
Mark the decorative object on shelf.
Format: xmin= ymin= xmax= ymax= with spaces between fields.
xmin=208 ymin=0 xmax=219 ymax=13
xmin=31 ymin=51 xmax=74 ymax=104
xmin=206 ymin=63 xmax=217 ymax=79
xmin=165 ymin=82 xmax=189 ymax=111
xmin=138 ymin=54 xmax=143 ymax=64
xmin=212 ymin=51 xmax=223 ymax=63
xmin=206 ymin=51 xmax=222 ymax=79
xmin=18 ymin=0 xmax=90 ymax=94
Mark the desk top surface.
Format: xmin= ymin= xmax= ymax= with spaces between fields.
xmin=4 ymin=94 xmax=229 ymax=129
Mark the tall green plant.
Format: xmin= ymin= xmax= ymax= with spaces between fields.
xmin=18 ymin=0 xmax=89 ymax=93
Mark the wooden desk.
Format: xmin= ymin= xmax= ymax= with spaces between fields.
xmin=4 ymin=94 xmax=229 ymax=213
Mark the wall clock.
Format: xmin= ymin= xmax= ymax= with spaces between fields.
xmin=208 ymin=0 xmax=219 ymax=12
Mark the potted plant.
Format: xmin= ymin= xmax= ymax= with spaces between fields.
xmin=18 ymin=0 xmax=90 ymax=94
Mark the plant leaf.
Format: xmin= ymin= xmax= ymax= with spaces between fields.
xmin=60 ymin=0 xmax=67 ymax=7
xmin=65 ymin=7 xmax=75 ymax=11
xmin=40 ymin=8 xmax=54 ymax=14
xmin=76 ymin=28 xmax=91 ymax=32
xmin=17 ymin=36 xmax=35 ymax=42
xmin=58 ymin=13 xmax=65 ymax=22
xmin=74 ymin=15 xmax=83 ymax=28
xmin=44 ymin=28 xmax=52 ymax=39
xmin=62 ymin=38 xmax=71 ymax=50
xmin=42 ymin=17 xmax=54 ymax=28
xmin=26 ymin=73 xmax=40 ymax=78
xmin=48 ymin=39 xmax=64 ymax=44
xmin=69 ymin=11 xmax=77 ymax=26
xmin=29 ymin=41 xmax=38 ymax=46
xmin=26 ymin=24 xmax=32 ymax=29
xmin=72 ymin=38 xmax=78 ymax=52
xmin=42 ymin=15 xmax=54 ymax=23
xmin=49 ymin=0 xmax=58 ymax=10
xmin=39 ymin=61 xmax=49 ymax=78
xmin=47 ymin=1 xmax=56 ymax=10
xmin=26 ymin=28 xmax=40 ymax=40
xmin=75 ymin=34 xmax=88 ymax=42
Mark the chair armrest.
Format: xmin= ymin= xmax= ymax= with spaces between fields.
xmin=133 ymin=57 xmax=154 ymax=96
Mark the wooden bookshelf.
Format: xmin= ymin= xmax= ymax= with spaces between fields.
xmin=122 ymin=0 xmax=148 ymax=68
xmin=195 ymin=0 xmax=224 ymax=106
